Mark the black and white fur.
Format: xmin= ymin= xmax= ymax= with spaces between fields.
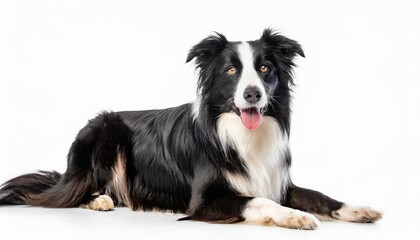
xmin=0 ymin=29 xmax=381 ymax=229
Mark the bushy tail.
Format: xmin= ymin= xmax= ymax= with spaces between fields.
xmin=0 ymin=171 xmax=62 ymax=205
xmin=0 ymin=170 xmax=95 ymax=207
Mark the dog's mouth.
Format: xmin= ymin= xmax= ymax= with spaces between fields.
xmin=231 ymin=103 xmax=265 ymax=131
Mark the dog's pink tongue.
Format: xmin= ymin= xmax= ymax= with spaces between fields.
xmin=240 ymin=108 xmax=261 ymax=130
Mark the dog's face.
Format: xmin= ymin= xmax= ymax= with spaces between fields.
xmin=187 ymin=29 xmax=304 ymax=130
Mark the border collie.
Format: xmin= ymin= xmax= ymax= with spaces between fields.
xmin=0 ymin=29 xmax=381 ymax=229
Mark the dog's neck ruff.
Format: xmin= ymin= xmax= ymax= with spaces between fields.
xmin=217 ymin=112 xmax=290 ymax=203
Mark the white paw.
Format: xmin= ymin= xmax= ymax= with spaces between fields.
xmin=242 ymin=198 xmax=319 ymax=230
xmin=273 ymin=211 xmax=320 ymax=230
xmin=82 ymin=195 xmax=114 ymax=211
xmin=334 ymin=205 xmax=382 ymax=223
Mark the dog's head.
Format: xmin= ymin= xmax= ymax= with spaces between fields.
xmin=187 ymin=28 xmax=304 ymax=130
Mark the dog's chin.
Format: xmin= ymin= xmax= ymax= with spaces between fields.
xmin=231 ymin=104 xmax=264 ymax=131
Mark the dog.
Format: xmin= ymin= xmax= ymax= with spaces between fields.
xmin=0 ymin=29 xmax=381 ymax=229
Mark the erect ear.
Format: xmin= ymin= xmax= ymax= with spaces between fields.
xmin=186 ymin=32 xmax=228 ymax=63
xmin=260 ymin=28 xmax=305 ymax=59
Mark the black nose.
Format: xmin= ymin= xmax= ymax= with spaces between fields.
xmin=243 ymin=86 xmax=262 ymax=103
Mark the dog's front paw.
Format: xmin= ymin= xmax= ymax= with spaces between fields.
xmin=242 ymin=198 xmax=319 ymax=230
xmin=334 ymin=205 xmax=382 ymax=223
xmin=273 ymin=211 xmax=320 ymax=230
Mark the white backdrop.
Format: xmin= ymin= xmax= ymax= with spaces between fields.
xmin=1 ymin=0 xmax=420 ymax=239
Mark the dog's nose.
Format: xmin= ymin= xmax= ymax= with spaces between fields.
xmin=243 ymin=86 xmax=262 ymax=103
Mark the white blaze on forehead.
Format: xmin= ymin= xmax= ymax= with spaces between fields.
xmin=234 ymin=42 xmax=268 ymax=109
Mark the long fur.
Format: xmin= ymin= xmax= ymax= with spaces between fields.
xmin=0 ymin=28 xmax=381 ymax=229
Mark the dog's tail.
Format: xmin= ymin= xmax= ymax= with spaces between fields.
xmin=0 ymin=171 xmax=62 ymax=205
xmin=0 ymin=170 xmax=93 ymax=207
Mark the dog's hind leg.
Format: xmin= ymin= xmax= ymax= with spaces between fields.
xmin=74 ymin=112 xmax=132 ymax=211
xmin=1 ymin=112 xmax=133 ymax=210
xmin=283 ymin=185 xmax=382 ymax=223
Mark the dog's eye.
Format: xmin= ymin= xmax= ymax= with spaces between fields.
xmin=260 ymin=65 xmax=270 ymax=73
xmin=227 ymin=67 xmax=237 ymax=75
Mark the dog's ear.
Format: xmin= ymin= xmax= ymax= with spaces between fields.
xmin=186 ymin=32 xmax=228 ymax=63
xmin=260 ymin=28 xmax=305 ymax=59
xmin=187 ymin=33 xmax=229 ymax=94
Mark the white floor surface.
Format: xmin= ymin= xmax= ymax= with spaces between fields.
xmin=0 ymin=205 xmax=418 ymax=240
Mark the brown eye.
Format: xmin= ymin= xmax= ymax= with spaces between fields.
xmin=227 ymin=66 xmax=237 ymax=75
xmin=260 ymin=65 xmax=270 ymax=73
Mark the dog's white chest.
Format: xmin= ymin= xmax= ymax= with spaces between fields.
xmin=217 ymin=113 xmax=290 ymax=203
